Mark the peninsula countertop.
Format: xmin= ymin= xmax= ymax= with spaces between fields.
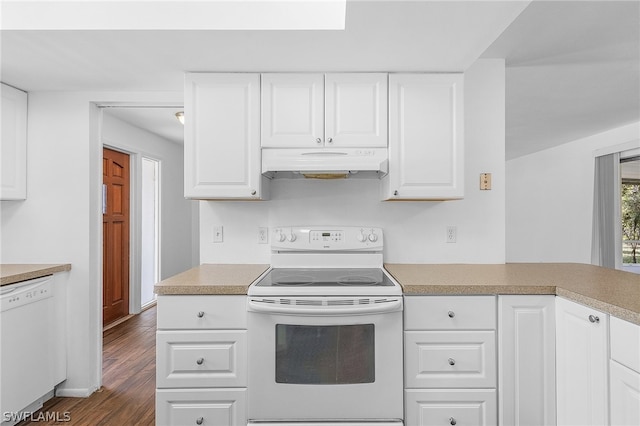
xmin=153 ymin=262 xmax=639 ymax=325
xmin=0 ymin=264 xmax=72 ymax=286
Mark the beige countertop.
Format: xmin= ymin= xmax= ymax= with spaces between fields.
xmin=154 ymin=264 xmax=270 ymax=295
xmin=385 ymin=263 xmax=640 ymax=325
xmin=153 ymin=262 xmax=640 ymax=325
xmin=0 ymin=264 xmax=72 ymax=286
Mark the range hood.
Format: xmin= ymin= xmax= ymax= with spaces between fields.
xmin=262 ymin=148 xmax=388 ymax=179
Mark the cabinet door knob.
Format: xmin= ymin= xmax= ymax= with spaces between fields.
xmin=197 ymin=311 xmax=205 ymax=318
xmin=251 ymin=190 xmax=257 ymax=196
xmin=448 ymin=311 xmax=455 ymax=318
xmin=394 ymin=190 xmax=398 ymax=196
xmin=449 ymin=417 xmax=457 ymax=425
xmin=588 ymin=314 xmax=600 ymax=323
xmin=196 ymin=417 xmax=204 ymax=425
xmin=316 ymin=138 xmax=322 ymax=144
xmin=327 ymin=137 xmax=333 ymax=144
xmin=196 ymin=357 xmax=204 ymax=365
xmin=448 ymin=358 xmax=456 ymax=366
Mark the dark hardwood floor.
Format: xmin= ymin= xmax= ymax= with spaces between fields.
xmin=21 ymin=306 xmax=157 ymax=425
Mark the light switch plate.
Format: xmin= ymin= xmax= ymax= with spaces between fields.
xmin=213 ymin=226 xmax=223 ymax=243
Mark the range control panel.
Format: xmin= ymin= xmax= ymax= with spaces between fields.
xmin=272 ymin=226 xmax=383 ymax=251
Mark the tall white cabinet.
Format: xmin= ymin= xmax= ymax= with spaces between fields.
xmin=499 ymin=295 xmax=556 ymax=426
xmin=383 ymin=73 xmax=464 ymax=200
xmin=184 ymin=73 xmax=267 ymax=200
xmin=260 ymin=73 xmax=387 ymax=148
xmin=1 ymin=83 xmax=28 ymax=200
xmin=556 ymin=297 xmax=609 ymax=426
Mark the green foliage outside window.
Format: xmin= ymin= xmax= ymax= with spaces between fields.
xmin=622 ymin=183 xmax=640 ymax=264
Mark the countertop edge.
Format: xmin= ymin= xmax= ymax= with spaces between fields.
xmin=0 ymin=264 xmax=72 ymax=286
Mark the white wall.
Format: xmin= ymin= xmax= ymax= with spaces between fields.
xmin=506 ymin=122 xmax=640 ymax=263
xmin=101 ymin=111 xmax=196 ymax=282
xmin=0 ymin=90 xmax=182 ymax=396
xmin=199 ymin=59 xmax=506 ymax=264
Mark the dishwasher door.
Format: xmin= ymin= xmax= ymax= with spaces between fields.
xmin=0 ymin=276 xmax=54 ymax=417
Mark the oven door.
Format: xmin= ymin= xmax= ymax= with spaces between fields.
xmin=247 ymin=297 xmax=403 ymax=422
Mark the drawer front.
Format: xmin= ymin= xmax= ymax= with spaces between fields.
xmin=405 ymin=296 xmax=496 ymax=330
xmin=405 ymin=389 xmax=497 ymax=426
xmin=405 ymin=330 xmax=496 ymax=388
xmin=157 ymin=330 xmax=247 ymax=388
xmin=157 ymin=295 xmax=247 ymax=330
xmin=156 ymin=388 xmax=247 ymax=426
xmin=611 ymin=316 xmax=640 ymax=373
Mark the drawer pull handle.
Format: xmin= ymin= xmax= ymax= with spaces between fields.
xmin=448 ymin=311 xmax=455 ymax=318
xmin=448 ymin=358 xmax=456 ymax=366
xmin=196 ymin=417 xmax=204 ymax=425
xmin=196 ymin=358 xmax=204 ymax=365
xmin=197 ymin=311 xmax=205 ymax=318
xmin=588 ymin=314 xmax=600 ymax=323
xmin=449 ymin=417 xmax=457 ymax=425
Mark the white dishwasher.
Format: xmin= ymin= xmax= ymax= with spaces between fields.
xmin=0 ymin=275 xmax=54 ymax=421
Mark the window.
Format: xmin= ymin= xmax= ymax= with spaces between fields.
xmin=621 ymin=156 xmax=640 ymax=274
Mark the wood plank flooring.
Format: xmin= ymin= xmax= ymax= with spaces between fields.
xmin=21 ymin=306 xmax=157 ymax=425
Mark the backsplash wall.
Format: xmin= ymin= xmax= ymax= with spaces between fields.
xmin=199 ymin=59 xmax=506 ymax=264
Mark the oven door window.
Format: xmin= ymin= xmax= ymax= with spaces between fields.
xmin=275 ymin=324 xmax=375 ymax=384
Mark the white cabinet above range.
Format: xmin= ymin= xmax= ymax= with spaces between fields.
xmin=260 ymin=73 xmax=388 ymax=148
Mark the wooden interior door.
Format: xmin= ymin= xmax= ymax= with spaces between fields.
xmin=103 ymin=147 xmax=130 ymax=326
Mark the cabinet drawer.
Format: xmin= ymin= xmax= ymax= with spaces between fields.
xmin=405 ymin=389 xmax=497 ymax=426
xmin=405 ymin=330 xmax=496 ymax=388
xmin=156 ymin=330 xmax=247 ymax=388
xmin=157 ymin=295 xmax=246 ymax=330
xmin=611 ymin=316 xmax=640 ymax=373
xmin=405 ymin=296 xmax=496 ymax=330
xmin=156 ymin=388 xmax=247 ymax=426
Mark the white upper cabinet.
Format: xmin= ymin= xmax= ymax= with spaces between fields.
xmin=382 ymin=73 xmax=464 ymax=200
xmin=261 ymin=73 xmax=387 ymax=148
xmin=184 ymin=73 xmax=267 ymax=200
xmin=1 ymin=83 xmax=28 ymax=200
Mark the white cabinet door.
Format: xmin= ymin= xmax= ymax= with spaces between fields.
xmin=499 ymin=295 xmax=556 ymax=426
xmin=405 ymin=389 xmax=497 ymax=426
xmin=556 ymin=297 xmax=608 ymax=426
xmin=610 ymin=360 xmax=640 ymax=426
xmin=184 ymin=73 xmax=266 ymax=199
xmin=1 ymin=83 xmax=27 ymax=200
xmin=383 ymin=73 xmax=464 ymax=200
xmin=261 ymin=73 xmax=387 ymax=148
xmin=261 ymin=73 xmax=324 ymax=148
xmin=325 ymin=73 xmax=387 ymax=148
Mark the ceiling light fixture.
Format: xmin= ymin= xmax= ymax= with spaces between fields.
xmin=175 ymin=111 xmax=184 ymax=125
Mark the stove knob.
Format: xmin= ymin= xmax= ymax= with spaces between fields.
xmin=278 ymin=233 xmax=286 ymax=242
xmin=368 ymin=233 xmax=378 ymax=242
xmin=287 ymin=233 xmax=297 ymax=242
xmin=357 ymin=232 xmax=367 ymax=242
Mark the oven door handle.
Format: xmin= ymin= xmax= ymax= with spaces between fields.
xmin=247 ymin=298 xmax=403 ymax=316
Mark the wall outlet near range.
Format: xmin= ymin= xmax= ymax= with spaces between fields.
xmin=258 ymin=227 xmax=269 ymax=244
xmin=446 ymin=226 xmax=457 ymax=243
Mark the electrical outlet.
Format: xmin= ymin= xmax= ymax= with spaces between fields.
xmin=213 ymin=226 xmax=223 ymax=243
xmin=480 ymin=173 xmax=492 ymax=190
xmin=446 ymin=226 xmax=457 ymax=243
xmin=258 ymin=227 xmax=269 ymax=244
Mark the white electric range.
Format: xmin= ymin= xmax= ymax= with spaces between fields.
xmin=247 ymin=226 xmax=403 ymax=426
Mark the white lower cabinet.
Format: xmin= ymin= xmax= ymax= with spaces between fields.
xmin=405 ymin=389 xmax=497 ymax=426
xmin=156 ymin=388 xmax=247 ymax=426
xmin=610 ymin=316 xmax=640 ymax=426
xmin=405 ymin=296 xmax=497 ymax=426
xmin=498 ymin=295 xmax=556 ymax=426
xmin=156 ymin=295 xmax=248 ymax=426
xmin=556 ymin=297 xmax=609 ymax=426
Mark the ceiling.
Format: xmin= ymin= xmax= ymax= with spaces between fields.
xmin=2 ymin=1 xmax=639 ymax=158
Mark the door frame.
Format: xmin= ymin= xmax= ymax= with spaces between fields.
xmin=90 ymin=99 xmax=182 ymax=391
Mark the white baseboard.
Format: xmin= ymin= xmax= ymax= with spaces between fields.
xmin=55 ymin=386 xmax=98 ymax=398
